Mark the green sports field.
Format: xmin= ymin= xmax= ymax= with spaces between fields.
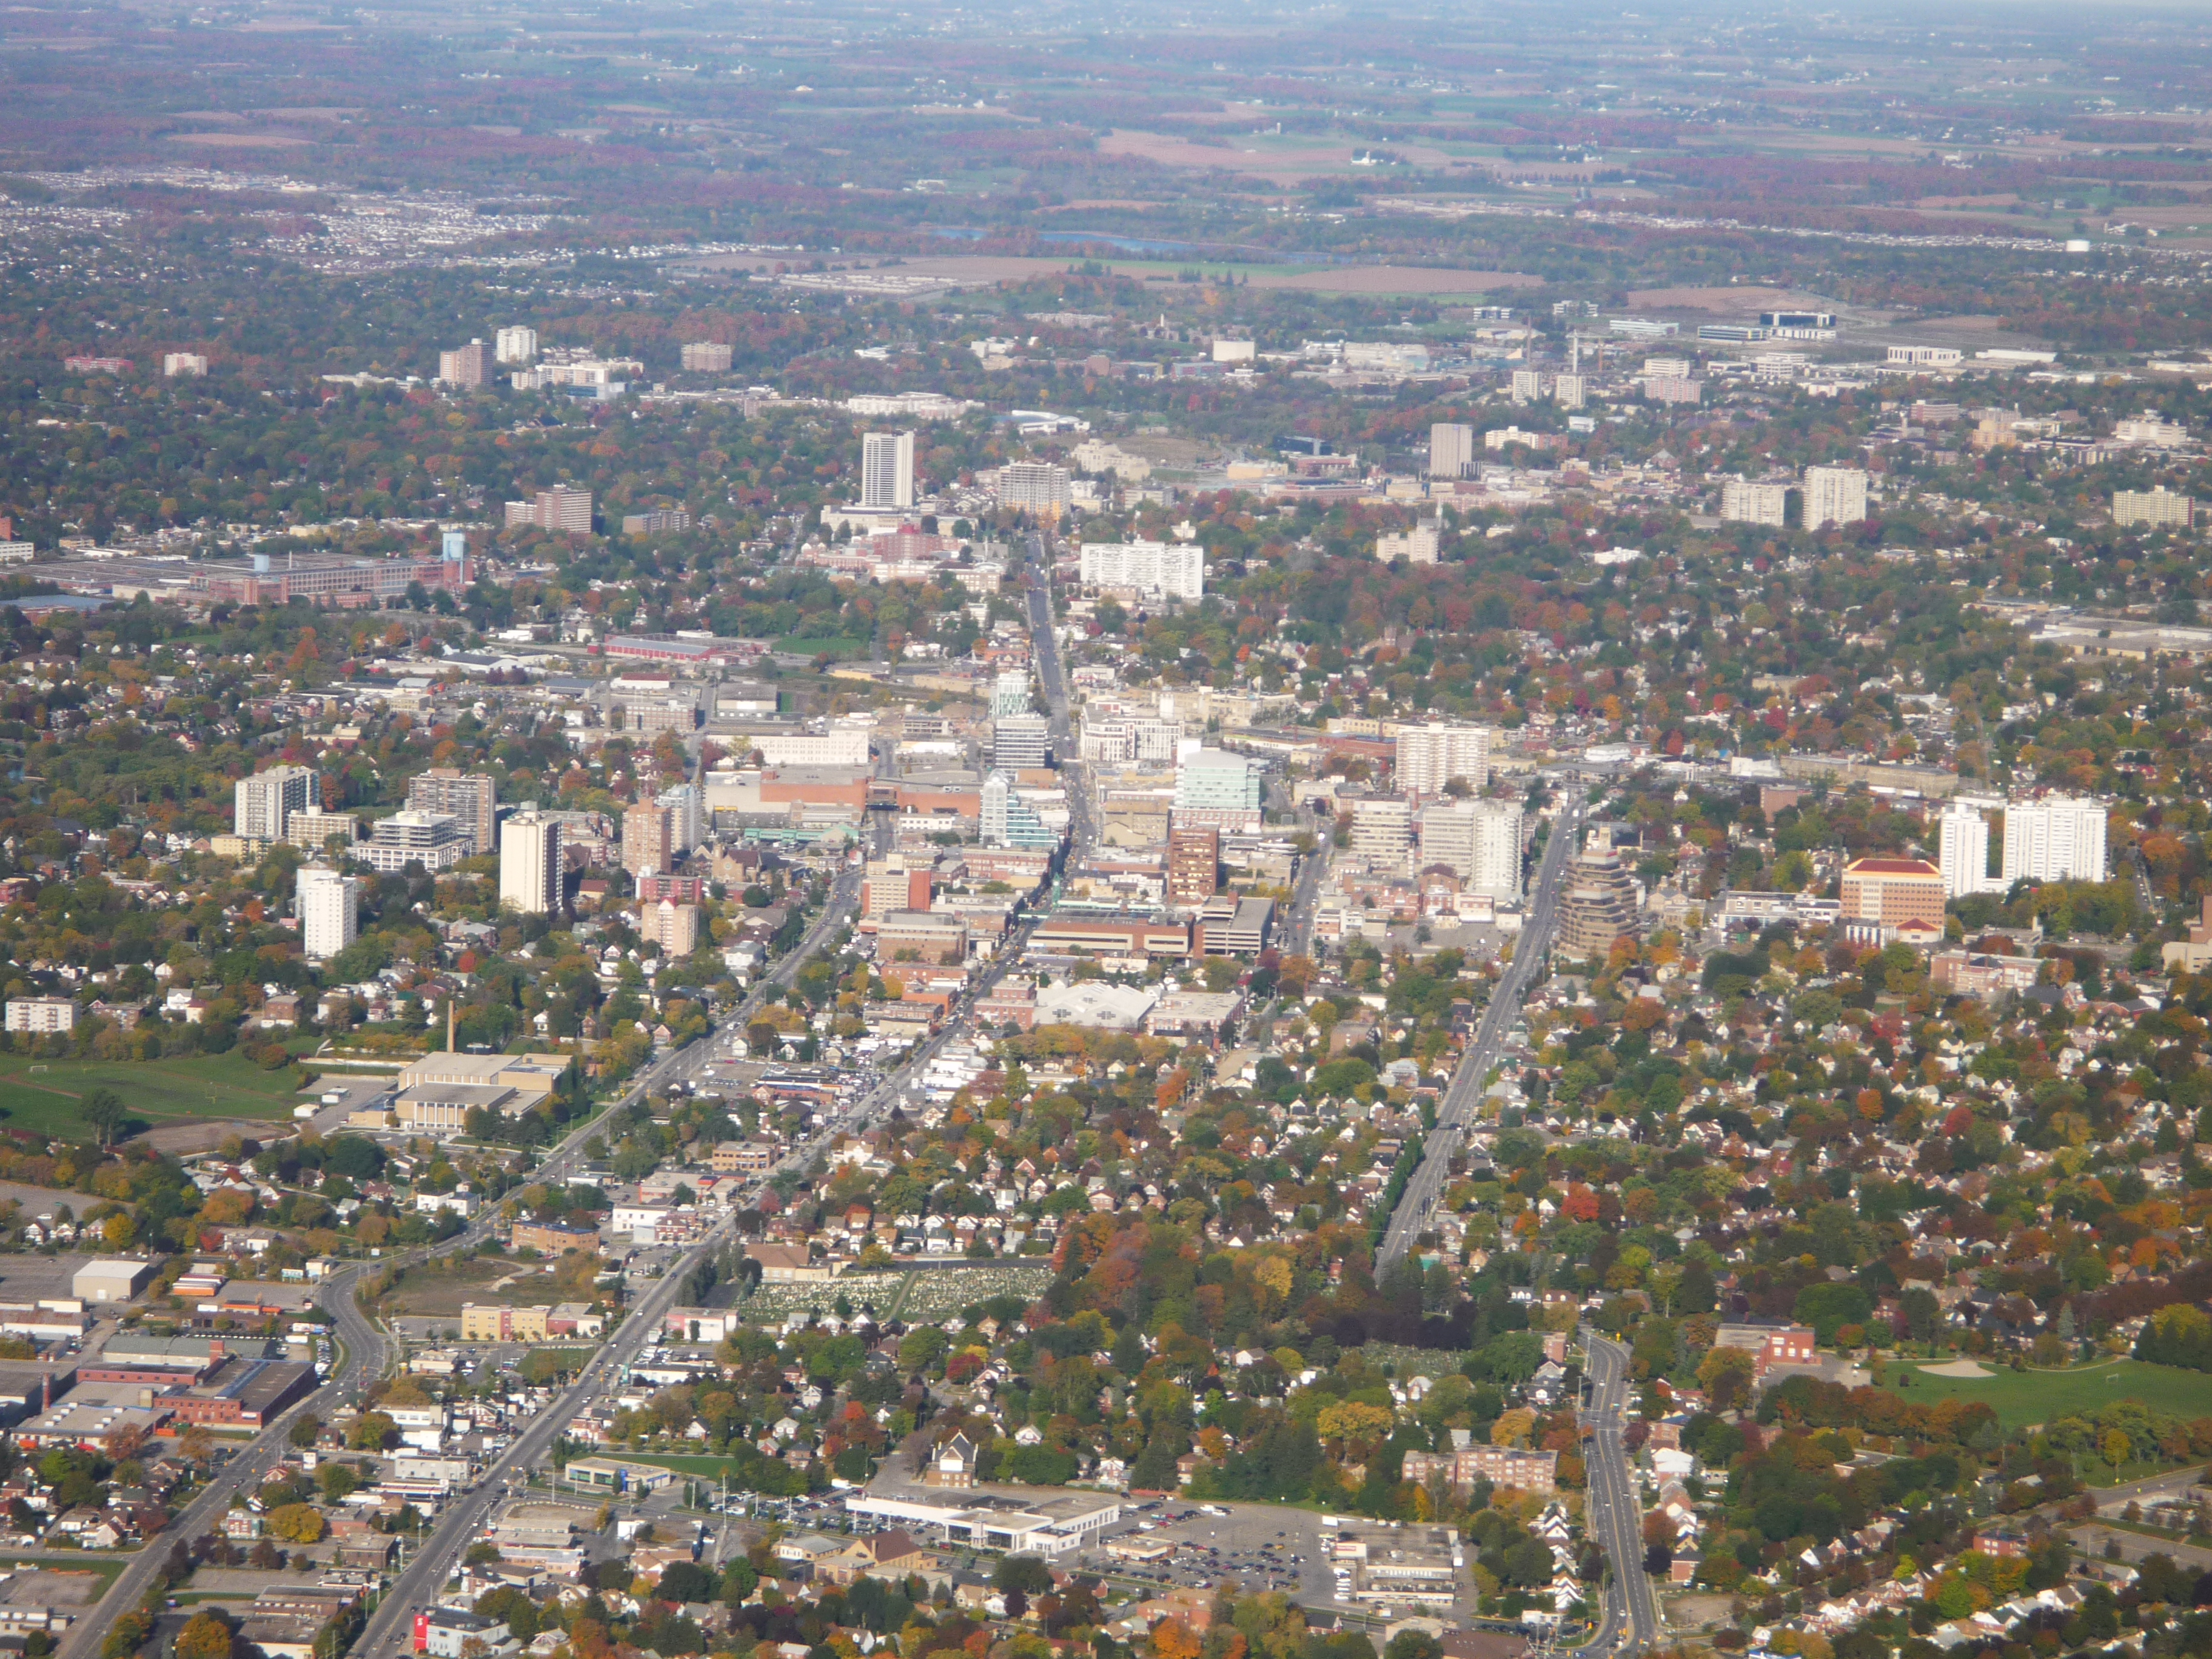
xmin=1883 ymin=1358 xmax=2212 ymax=1432
xmin=0 ymin=1051 xmax=308 ymax=1141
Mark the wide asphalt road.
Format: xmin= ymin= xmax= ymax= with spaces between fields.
xmin=1582 ymin=1330 xmax=1659 ymax=1657
xmin=1376 ymin=793 xmax=1583 ymax=1271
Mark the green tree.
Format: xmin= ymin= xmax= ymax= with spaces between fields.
xmin=81 ymin=1088 xmax=127 ymax=1148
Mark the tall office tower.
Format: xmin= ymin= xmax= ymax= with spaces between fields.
xmin=622 ymin=801 xmax=674 ymax=877
xmin=1803 ymin=465 xmax=1870 ymax=530
xmin=1429 ymin=423 xmax=1475 ymax=479
xmin=494 ymin=327 xmax=538 ymax=364
xmin=1720 ymin=478 xmax=1789 ymax=528
xmin=680 ymin=341 xmax=734 ymax=372
xmin=993 ymin=715 xmax=1050 ymax=770
xmin=1552 ymin=373 xmax=1586 ymax=411
xmin=295 ymin=866 xmax=359 ymax=960
xmin=2002 ymin=796 xmax=2108 ymax=886
xmin=1167 ymin=823 xmax=1221 ymax=907
xmin=1172 ymin=747 xmax=1263 ymax=820
xmin=235 ymin=765 xmax=315 ymax=842
xmin=991 ymin=671 xmax=1032 ymax=720
xmin=1937 ymin=802 xmax=1996 ymax=899
xmin=499 ymin=814 xmax=563 ymax=916
xmin=1350 ymin=799 xmax=1415 ymax=868
xmin=438 ymin=340 xmax=489 ymax=388
xmin=646 ymin=899 xmax=702 ymax=958
xmin=1395 ymin=723 xmax=1491 ymax=798
xmin=406 ymin=768 xmax=497 ymax=855
xmin=860 ymin=431 xmax=916 ymax=509
xmin=657 ymin=782 xmax=703 ymax=856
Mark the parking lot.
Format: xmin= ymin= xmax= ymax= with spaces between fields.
xmin=1070 ymin=1501 xmax=1338 ymax=1606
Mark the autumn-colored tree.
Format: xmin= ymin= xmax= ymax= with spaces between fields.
xmin=265 ymin=1503 xmax=326 ymax=1544
xmin=1152 ymin=1620 xmax=1202 ymax=1659
xmin=1490 ymin=1408 xmax=1538 ymax=1448
xmin=175 ymin=1612 xmax=236 ymax=1659
xmin=1316 ymin=1401 xmax=1394 ymax=1444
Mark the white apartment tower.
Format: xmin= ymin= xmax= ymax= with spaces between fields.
xmin=1418 ymin=801 xmax=1523 ymax=900
xmin=494 ymin=326 xmax=538 ymax=364
xmin=1429 ymin=423 xmax=1475 ymax=479
xmin=1378 ymin=521 xmax=1441 ymax=565
xmin=2002 ymin=797 xmax=2108 ymax=886
xmin=1395 ymin=723 xmax=1490 ymax=798
xmin=1350 ymin=799 xmax=1415 ymax=870
xmin=235 ymin=765 xmax=315 ymax=842
xmin=657 ymin=782 xmax=703 ymax=856
xmin=1937 ymin=802 xmax=1997 ymax=899
xmin=1078 ymin=540 xmax=1204 ymax=600
xmin=999 ymin=461 xmax=1072 ymax=520
xmin=1803 ymin=466 xmax=1869 ymax=530
xmin=295 ymin=866 xmax=359 ymax=960
xmin=861 ymin=431 xmax=916 ymax=509
xmin=500 ymin=814 xmax=563 ymax=916
xmin=1720 ymin=478 xmax=1789 ymax=528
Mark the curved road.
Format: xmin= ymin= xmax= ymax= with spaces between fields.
xmin=1580 ymin=1330 xmax=1658 ymax=1658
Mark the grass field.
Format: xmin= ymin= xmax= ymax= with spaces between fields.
xmin=0 ymin=1051 xmax=308 ymax=1141
xmin=1883 ymin=1358 xmax=2212 ymax=1432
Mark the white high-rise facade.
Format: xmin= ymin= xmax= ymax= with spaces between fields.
xmin=1350 ymin=799 xmax=1414 ymax=869
xmin=980 ymin=771 xmax=1010 ymax=846
xmin=295 ymin=866 xmax=359 ymax=960
xmin=500 ymin=814 xmax=563 ymax=915
xmin=1937 ymin=802 xmax=1998 ymax=899
xmin=1804 ymin=466 xmax=1869 ymax=530
xmin=1429 ymin=423 xmax=1475 ymax=478
xmin=2002 ymin=797 xmax=2108 ymax=886
xmin=657 ymin=782 xmax=703 ymax=856
xmin=1078 ymin=540 xmax=1204 ymax=601
xmin=235 ymin=765 xmax=315 ymax=841
xmin=861 ymin=431 xmax=916 ymax=509
xmin=991 ymin=671 xmax=1031 ymax=720
xmin=1395 ymin=723 xmax=1490 ymax=798
xmin=1418 ymin=802 xmax=1523 ymax=899
xmin=1721 ymin=478 xmax=1789 ymax=528
xmin=494 ymin=326 xmax=538 ymax=364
